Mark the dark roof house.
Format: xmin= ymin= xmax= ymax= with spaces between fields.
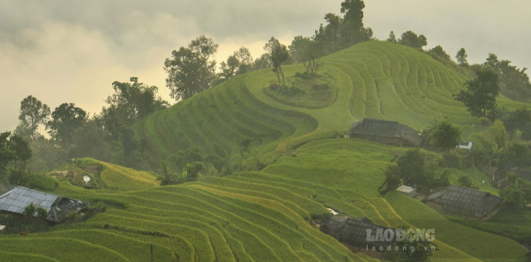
xmin=320 ymin=216 xmax=396 ymax=248
xmin=348 ymin=118 xmax=422 ymax=147
xmin=423 ymin=185 xmax=502 ymax=220
xmin=0 ymin=186 xmax=88 ymax=223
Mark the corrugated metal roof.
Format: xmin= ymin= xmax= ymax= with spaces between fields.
xmin=0 ymin=186 xmax=60 ymax=214
xmin=396 ymin=185 xmax=415 ymax=194
xmin=321 ymin=216 xmax=395 ymax=246
xmin=350 ymin=118 xmax=401 ymax=138
xmin=349 ymin=118 xmax=422 ymax=146
xmin=427 ymin=185 xmax=501 ymax=214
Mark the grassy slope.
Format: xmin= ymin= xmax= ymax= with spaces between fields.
xmin=2 ymin=41 xmax=530 ymax=261
xmin=141 ymin=41 xmax=526 ymax=161
xmin=77 ymin=158 xmax=160 ymax=190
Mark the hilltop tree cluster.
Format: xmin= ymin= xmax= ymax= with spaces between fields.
xmin=10 ymin=77 xmax=169 ymax=178
xmin=454 ymin=66 xmax=500 ymax=120
xmin=163 ymin=0 xmax=372 ymax=101
xmin=0 ymin=132 xmax=32 ymax=184
xmin=483 ymin=53 xmax=531 ymax=102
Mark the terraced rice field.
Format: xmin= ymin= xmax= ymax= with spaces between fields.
xmin=2 ymin=41 xmax=530 ymax=261
xmin=140 ymin=41 xmax=525 ymax=162
xmin=76 ymin=158 xmax=160 ymax=190
xmin=2 ymin=139 xmax=527 ymax=261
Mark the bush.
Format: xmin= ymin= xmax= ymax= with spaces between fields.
xmin=441 ymin=150 xmax=464 ymax=169
xmin=27 ymin=174 xmax=59 ymax=191
xmin=66 ymin=211 xmax=79 ymax=221
xmin=23 ymin=203 xmax=37 ymax=218
xmin=479 ymin=117 xmax=491 ymax=126
xmin=36 ymin=206 xmax=48 ymax=220
xmin=458 ymin=176 xmax=478 ymax=189
xmin=83 ymin=201 xmax=107 ymax=219
xmin=269 ymin=83 xmax=279 ymax=91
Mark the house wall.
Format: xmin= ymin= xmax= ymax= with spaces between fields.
xmin=427 ymin=202 xmax=499 ymax=221
xmin=426 ymin=202 xmax=443 ymax=213
xmin=408 ymin=190 xmax=417 ymax=198
xmin=483 ymin=207 xmax=501 ymax=221
xmin=352 ymin=135 xmax=414 ymax=147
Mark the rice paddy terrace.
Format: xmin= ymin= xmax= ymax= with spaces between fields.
xmin=140 ymin=40 xmax=524 ymax=160
xmin=1 ymin=41 xmax=529 ymax=261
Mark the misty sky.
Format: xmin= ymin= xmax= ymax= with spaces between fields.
xmin=1 ymin=0 xmax=530 ymax=132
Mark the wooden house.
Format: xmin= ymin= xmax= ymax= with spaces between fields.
xmin=347 ymin=118 xmax=422 ymax=147
xmin=423 ymin=185 xmax=501 ymax=220
xmin=0 ymin=186 xmax=88 ymax=223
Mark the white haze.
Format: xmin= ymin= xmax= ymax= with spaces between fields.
xmin=1 ymin=0 xmax=529 ymax=132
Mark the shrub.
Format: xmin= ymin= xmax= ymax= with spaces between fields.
xmin=479 ymin=117 xmax=491 ymax=126
xmin=441 ymin=150 xmax=464 ymax=169
xmin=23 ymin=203 xmax=37 ymax=218
xmin=36 ymin=207 xmax=48 ymax=220
xmin=66 ymin=211 xmax=79 ymax=221
xmin=27 ymin=174 xmax=59 ymax=191
xmin=458 ymin=176 xmax=477 ymax=189
xmin=269 ymin=83 xmax=279 ymax=91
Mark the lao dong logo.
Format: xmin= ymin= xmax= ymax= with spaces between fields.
xmin=366 ymin=228 xmax=435 ymax=243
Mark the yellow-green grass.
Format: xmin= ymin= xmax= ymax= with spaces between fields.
xmin=0 ymin=238 xmax=130 ymax=261
xmin=263 ymin=72 xmax=339 ymax=109
xmin=79 ymin=158 xmax=159 ymax=190
xmin=0 ymin=252 xmax=59 ymax=262
xmin=45 ymin=180 xmax=365 ymax=261
xmin=448 ymin=167 xmax=499 ymax=195
xmin=5 ymin=138 xmax=528 ymax=261
xmin=5 ymin=40 xmax=531 ymax=262
xmin=449 ymin=209 xmax=531 ymax=243
xmin=28 ymin=229 xmax=176 ymax=262
xmin=234 ymin=139 xmax=529 ymax=261
xmin=140 ymin=41 xmax=531 ymax=163
xmin=385 ymin=191 xmax=528 ymax=262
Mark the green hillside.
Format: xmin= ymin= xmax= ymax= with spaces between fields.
xmin=1 ymin=41 xmax=529 ymax=261
xmin=140 ymin=41 xmax=524 ymax=161
xmin=46 ymin=158 xmax=160 ymax=190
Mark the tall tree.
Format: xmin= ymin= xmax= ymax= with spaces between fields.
xmin=501 ymin=179 xmax=529 ymax=211
xmin=164 ymin=35 xmax=218 ymax=101
xmin=47 ymin=103 xmax=87 ymax=144
xmin=17 ymin=95 xmax=50 ymax=140
xmin=456 ymin=48 xmax=468 ymax=65
xmin=0 ymin=132 xmax=14 ymax=177
xmin=264 ymin=37 xmax=289 ymax=87
xmin=216 ymin=47 xmax=254 ymax=92
xmin=387 ymin=31 xmax=397 ymax=43
xmin=398 ymin=31 xmax=428 ymax=50
xmin=8 ymin=134 xmax=32 ymax=169
xmin=340 ymin=0 xmax=366 ymax=45
xmin=253 ymin=53 xmax=271 ymax=71
xmin=233 ymin=47 xmax=254 ymax=75
xmin=454 ymin=66 xmax=500 ymax=119
xmin=106 ymin=77 xmax=167 ymax=120
xmin=422 ymin=118 xmax=461 ymax=151
xmin=219 ymin=56 xmax=241 ymax=81
xmin=314 ymin=13 xmax=343 ymax=55
xmin=0 ymin=132 xmax=32 ymax=177
xmin=484 ymin=53 xmax=531 ymax=102
xmin=289 ymin=36 xmax=320 ymax=76
xmin=428 ymin=45 xmax=451 ymax=60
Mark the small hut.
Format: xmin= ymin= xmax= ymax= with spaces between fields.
xmin=0 ymin=187 xmax=88 ymax=223
xmin=347 ymin=118 xmax=421 ymax=147
xmin=396 ymin=185 xmax=417 ymax=198
xmin=456 ymin=141 xmax=473 ymax=150
xmin=423 ymin=185 xmax=501 ymax=220
xmin=321 ymin=216 xmax=397 ymax=248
